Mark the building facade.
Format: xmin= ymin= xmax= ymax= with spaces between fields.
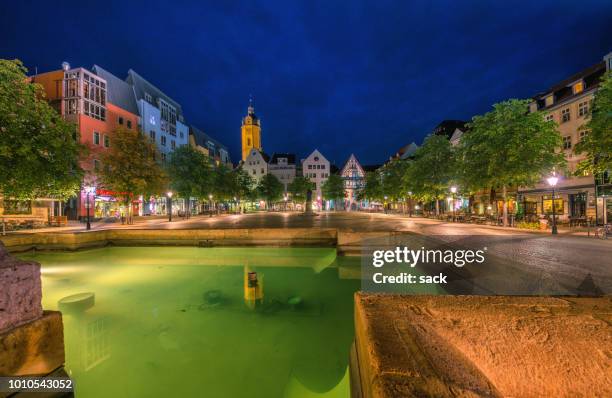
xmin=32 ymin=63 xmax=140 ymax=220
xmin=189 ymin=126 xmax=232 ymax=167
xmin=241 ymin=99 xmax=262 ymax=161
xmin=268 ymin=153 xmax=296 ymax=191
xmin=302 ymin=149 xmax=330 ymax=210
xmin=243 ymin=149 xmax=269 ymax=184
xmin=522 ymin=55 xmax=609 ymax=224
xmin=340 ymin=154 xmax=368 ymax=211
xmin=126 ymin=69 xmax=189 ymax=164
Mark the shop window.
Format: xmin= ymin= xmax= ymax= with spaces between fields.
xmin=561 ymin=108 xmax=570 ymax=123
xmin=543 ymin=199 xmax=563 ymax=214
xmin=2 ymin=200 xmax=31 ymax=215
xmin=93 ymin=131 xmax=100 ymax=145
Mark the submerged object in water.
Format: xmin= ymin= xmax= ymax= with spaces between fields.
xmin=58 ymin=292 xmax=95 ymax=314
xmin=288 ymin=296 xmax=303 ymax=310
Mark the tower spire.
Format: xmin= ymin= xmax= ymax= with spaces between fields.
xmin=248 ymin=94 xmax=254 ymax=115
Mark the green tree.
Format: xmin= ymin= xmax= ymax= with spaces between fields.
xmin=575 ymin=71 xmax=612 ymax=176
xmin=360 ymin=171 xmax=382 ymax=201
xmin=460 ymin=99 xmax=565 ymax=226
xmin=166 ymin=145 xmax=212 ymax=217
xmin=98 ymin=127 xmax=166 ymax=223
xmin=321 ymin=174 xmax=345 ymax=210
xmin=0 ymin=59 xmax=83 ymax=200
xmin=234 ymin=167 xmax=256 ymax=204
xmin=257 ymin=174 xmax=284 ymax=209
xmin=403 ymin=134 xmax=455 ymax=216
xmin=288 ymin=176 xmax=314 ymax=207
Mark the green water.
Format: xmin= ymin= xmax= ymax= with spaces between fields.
xmin=20 ymin=247 xmax=362 ymax=398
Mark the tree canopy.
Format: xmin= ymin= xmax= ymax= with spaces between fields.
xmin=0 ymin=59 xmax=83 ymax=199
xmin=288 ymin=176 xmax=314 ymax=203
xmin=166 ymin=145 xmax=212 ymax=214
xmin=459 ymin=98 xmax=565 ymax=225
xmin=321 ymin=174 xmax=345 ymax=208
xmin=98 ymin=127 xmax=166 ymax=219
xmin=257 ymin=174 xmax=284 ymax=208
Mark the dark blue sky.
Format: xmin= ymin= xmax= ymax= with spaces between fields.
xmin=1 ymin=1 xmax=611 ymax=165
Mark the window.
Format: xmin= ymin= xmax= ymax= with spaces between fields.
xmin=308 ymin=165 xmax=312 ymax=169
xmin=261 ymin=168 xmax=264 ymax=174
xmin=127 ymin=120 xmax=132 ymax=129
xmin=103 ymin=135 xmax=110 ymax=148
xmin=545 ymin=114 xmax=554 ymax=122
xmin=252 ymin=170 xmax=256 ymax=175
xmin=563 ymin=136 xmax=572 ymax=150
xmin=93 ymin=131 xmax=100 ymax=145
xmin=171 ymin=140 xmax=176 ymax=150
xmin=118 ymin=117 xmax=124 ymax=125
xmin=572 ymin=81 xmax=584 ymax=94
xmin=93 ymin=159 xmax=100 ymax=171
xmin=144 ymin=92 xmax=153 ymax=103
xmin=161 ymin=153 xmax=166 ymax=162
xmin=561 ymin=108 xmax=570 ymax=123
xmin=579 ymin=130 xmax=588 ymax=142
xmin=161 ymin=136 xmax=167 ymax=146
xmin=2 ymin=200 xmax=31 ymax=215
xmin=321 ymin=165 xmax=326 ymax=169
xmin=150 ymin=130 xmax=156 ymax=140
xmin=247 ymin=138 xmax=251 ymax=146
xmin=544 ymin=95 xmax=554 ymax=107
xmin=578 ymin=101 xmax=589 ymax=117
xmin=179 ymin=132 xmax=184 ymax=139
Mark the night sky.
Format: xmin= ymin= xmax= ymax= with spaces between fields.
xmin=1 ymin=1 xmax=611 ymax=166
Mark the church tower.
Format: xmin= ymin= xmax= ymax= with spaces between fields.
xmin=241 ymin=97 xmax=262 ymax=161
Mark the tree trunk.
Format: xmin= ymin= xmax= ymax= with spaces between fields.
xmin=502 ymin=185 xmax=508 ymax=227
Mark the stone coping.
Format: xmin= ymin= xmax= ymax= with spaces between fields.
xmin=352 ymin=293 xmax=612 ymax=398
xmin=0 ymin=311 xmax=65 ymax=377
xmin=0 ymin=228 xmax=406 ymax=253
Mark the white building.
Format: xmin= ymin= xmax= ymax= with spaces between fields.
xmin=268 ymin=153 xmax=296 ymax=191
xmin=302 ymin=149 xmax=330 ymax=209
xmin=242 ymin=148 xmax=269 ymax=184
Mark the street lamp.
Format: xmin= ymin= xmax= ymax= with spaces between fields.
xmin=209 ymin=194 xmax=213 ymax=217
xmin=407 ymin=191 xmax=413 ymax=217
xmin=547 ymin=175 xmax=559 ymax=235
xmin=167 ymin=191 xmax=173 ymax=222
xmin=84 ymin=185 xmax=95 ymax=230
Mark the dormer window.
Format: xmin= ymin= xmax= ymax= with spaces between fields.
xmin=544 ymin=95 xmax=554 ymax=107
xmin=572 ymin=81 xmax=584 ymax=94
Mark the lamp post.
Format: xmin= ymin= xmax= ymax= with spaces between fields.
xmin=384 ymin=195 xmax=388 ymax=213
xmin=233 ymin=196 xmax=237 ymax=214
xmin=547 ymin=175 xmax=559 ymax=235
xmin=407 ymin=191 xmax=413 ymax=217
xmin=85 ymin=185 xmax=95 ymax=230
xmin=450 ymin=186 xmax=457 ymax=222
xmin=209 ymin=194 xmax=213 ymax=217
xmin=284 ymin=194 xmax=288 ymax=211
xmin=167 ymin=191 xmax=173 ymax=222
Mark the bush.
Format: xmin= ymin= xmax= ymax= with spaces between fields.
xmin=517 ymin=221 xmax=540 ymax=230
